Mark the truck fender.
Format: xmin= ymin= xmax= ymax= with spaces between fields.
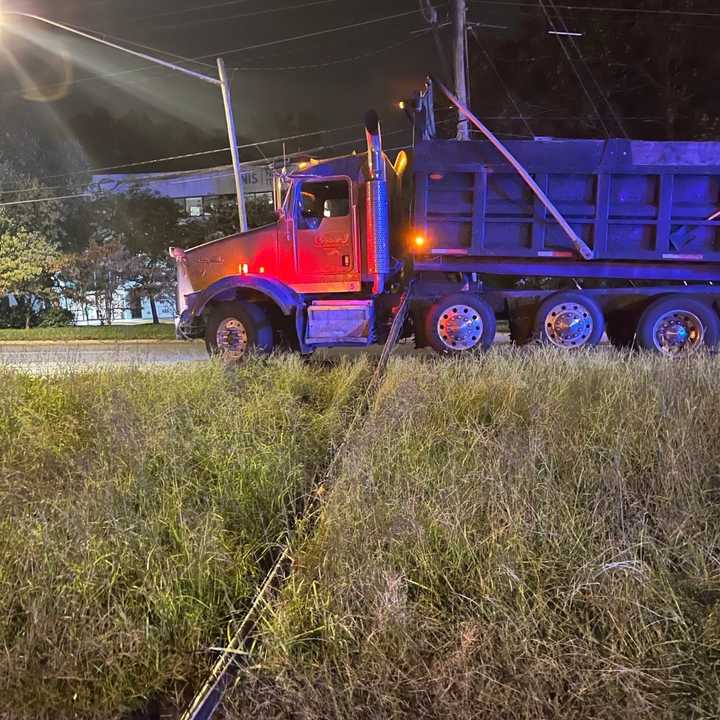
xmin=187 ymin=275 xmax=301 ymax=318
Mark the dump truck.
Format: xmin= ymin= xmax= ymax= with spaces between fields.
xmin=172 ymin=100 xmax=720 ymax=359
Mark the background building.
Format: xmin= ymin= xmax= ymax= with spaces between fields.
xmin=92 ymin=163 xmax=276 ymax=219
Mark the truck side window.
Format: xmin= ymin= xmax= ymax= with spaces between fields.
xmin=297 ymin=180 xmax=350 ymax=230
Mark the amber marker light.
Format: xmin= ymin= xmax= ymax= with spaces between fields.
xmin=414 ymin=235 xmax=426 ymax=249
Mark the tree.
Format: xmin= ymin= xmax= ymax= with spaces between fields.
xmin=179 ymin=195 xmax=277 ymax=249
xmin=60 ymin=240 xmax=141 ymax=325
xmin=0 ymin=229 xmax=60 ymax=328
xmin=0 ymin=161 xmax=69 ymax=328
xmin=98 ymin=190 xmax=181 ymax=323
xmin=0 ymin=108 xmax=90 ymax=328
xmin=464 ymin=1 xmax=720 ymax=142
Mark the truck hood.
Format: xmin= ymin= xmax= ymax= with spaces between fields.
xmin=179 ymin=223 xmax=279 ymax=295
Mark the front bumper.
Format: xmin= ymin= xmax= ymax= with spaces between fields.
xmin=175 ymin=310 xmax=205 ymax=340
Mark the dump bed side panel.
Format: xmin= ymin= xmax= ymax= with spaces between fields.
xmin=411 ymin=139 xmax=720 ymax=262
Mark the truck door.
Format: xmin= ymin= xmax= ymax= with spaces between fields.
xmin=292 ymin=177 xmax=360 ymax=292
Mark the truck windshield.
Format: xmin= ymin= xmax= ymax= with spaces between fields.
xmin=297 ymin=180 xmax=349 ymax=230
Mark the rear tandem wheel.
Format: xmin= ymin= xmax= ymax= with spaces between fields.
xmin=636 ymin=295 xmax=720 ymax=356
xmin=535 ymin=291 xmax=605 ymax=349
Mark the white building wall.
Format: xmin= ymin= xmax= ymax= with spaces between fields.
xmin=59 ymin=286 xmax=176 ymax=325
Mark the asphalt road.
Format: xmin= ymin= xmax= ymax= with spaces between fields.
xmin=1 ymin=334 xmax=515 ymax=373
xmin=0 ymin=341 xmax=209 ymax=372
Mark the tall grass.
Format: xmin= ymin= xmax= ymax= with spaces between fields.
xmin=235 ymin=349 xmax=720 ymax=719
xmin=0 ymin=357 xmax=369 ymax=719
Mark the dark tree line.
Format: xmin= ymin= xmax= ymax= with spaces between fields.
xmin=444 ymin=0 xmax=720 ymax=142
xmin=0 ymin=105 xmax=275 ymax=328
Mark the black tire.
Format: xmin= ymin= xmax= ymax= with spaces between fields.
xmin=508 ymin=300 xmax=537 ymax=346
xmin=605 ymin=310 xmax=639 ymax=349
xmin=535 ymin=291 xmax=605 ymax=349
xmin=425 ymin=293 xmax=496 ymax=355
xmin=636 ymin=295 xmax=719 ymax=355
xmin=204 ymin=300 xmax=274 ymax=361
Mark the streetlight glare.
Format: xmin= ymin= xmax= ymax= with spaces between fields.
xmin=0 ymin=11 xmax=248 ymax=231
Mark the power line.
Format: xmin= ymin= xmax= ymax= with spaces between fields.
xmin=0 ymin=192 xmax=91 ymax=207
xmin=468 ymin=25 xmax=535 ymax=137
xmin=65 ymin=34 xmax=421 ymax=80
xmin=3 ymin=100 xmax=675 ymax=199
xmin=193 ymin=7 xmax=430 ymax=59
xmin=0 ymin=34 xmax=421 ymax=103
xmin=156 ymin=0 xmax=340 ymax=31
xmin=0 ymin=122 xmax=378 ymax=193
xmin=0 ymin=8 xmax=429 ymax=100
xmin=538 ymin=0 xmax=611 ymax=138
xmin=470 ymin=1 xmax=720 ymax=19
xmin=546 ymin=0 xmax=629 ymax=138
xmin=59 ymin=19 xmax=217 ymax=70
xmin=131 ymin=0 xmax=256 ymax=22
xmin=0 ymin=131 xmax=413 ymax=207
xmin=0 ymin=183 xmax=82 ymax=197
xmin=230 ymin=35 xmax=422 ymax=71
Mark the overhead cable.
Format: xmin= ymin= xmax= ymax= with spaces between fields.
xmin=546 ymin=0 xmax=629 ymax=138
xmin=538 ymin=0 xmax=611 ymax=137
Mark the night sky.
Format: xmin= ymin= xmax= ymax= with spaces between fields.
xmin=2 ymin=1 xmax=720 ymax=174
xmin=1 ymin=0 xmax=457 ymax=168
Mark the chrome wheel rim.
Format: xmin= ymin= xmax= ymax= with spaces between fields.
xmin=436 ymin=304 xmax=483 ymax=351
xmin=216 ymin=317 xmax=248 ymax=359
xmin=652 ymin=310 xmax=704 ymax=355
xmin=544 ymin=302 xmax=594 ymax=348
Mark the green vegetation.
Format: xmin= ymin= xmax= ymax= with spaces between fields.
xmin=0 ymin=323 xmax=177 ymax=342
xmin=0 ymin=357 xmax=369 ymax=720
xmin=4 ymin=350 xmax=720 ymax=719
xmin=233 ymin=350 xmax=720 ymax=719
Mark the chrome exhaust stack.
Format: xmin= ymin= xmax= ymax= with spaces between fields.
xmin=365 ymin=110 xmax=391 ymax=295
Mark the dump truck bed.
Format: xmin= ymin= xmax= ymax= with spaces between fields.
xmin=412 ymin=139 xmax=720 ymax=262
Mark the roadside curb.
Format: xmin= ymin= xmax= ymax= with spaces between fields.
xmin=0 ymin=339 xmax=201 ymax=347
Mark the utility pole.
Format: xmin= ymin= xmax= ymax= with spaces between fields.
xmin=451 ymin=0 xmax=470 ymax=140
xmin=217 ymin=58 xmax=248 ymax=232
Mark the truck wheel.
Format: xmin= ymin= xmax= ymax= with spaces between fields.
xmin=426 ymin=294 xmax=496 ymax=354
xmin=205 ymin=301 xmax=274 ymax=361
xmin=636 ymin=295 xmax=719 ymax=355
xmin=535 ymin=291 xmax=605 ymax=349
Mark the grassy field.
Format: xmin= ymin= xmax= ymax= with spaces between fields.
xmin=0 ymin=357 xmax=370 ymax=720
xmin=4 ymin=349 xmax=720 ymax=719
xmin=231 ymin=350 xmax=720 ymax=719
xmin=0 ymin=324 xmax=177 ymax=342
